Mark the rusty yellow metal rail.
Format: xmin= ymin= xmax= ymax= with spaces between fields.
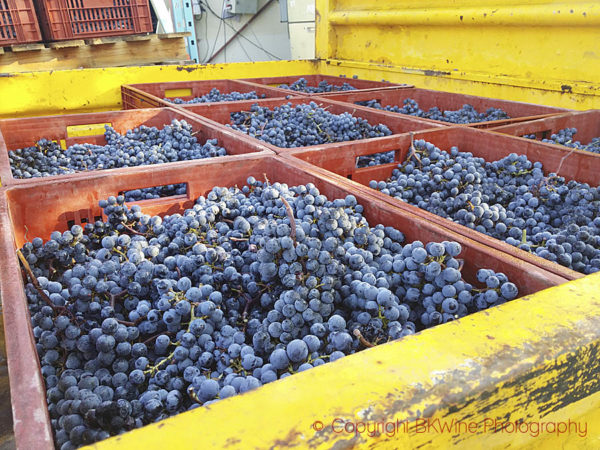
xmin=88 ymin=273 xmax=600 ymax=449
xmin=0 ymin=60 xmax=318 ymax=119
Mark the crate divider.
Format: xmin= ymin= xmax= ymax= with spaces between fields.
xmin=319 ymin=87 xmax=570 ymax=128
xmin=240 ymin=74 xmax=412 ymax=97
xmin=121 ymin=79 xmax=292 ymax=110
xmin=176 ymin=96 xmax=446 ymax=154
xmin=490 ymin=110 xmax=600 ymax=148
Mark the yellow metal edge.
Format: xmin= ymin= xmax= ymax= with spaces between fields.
xmin=318 ymin=60 xmax=599 ymax=110
xmin=327 ymin=3 xmax=600 ymax=27
xmin=88 ymin=271 xmax=600 ymax=449
xmin=0 ymin=60 xmax=318 ymax=119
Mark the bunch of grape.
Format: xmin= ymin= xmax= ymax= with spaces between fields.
xmin=524 ymin=127 xmax=600 ymax=154
xmin=277 ymin=77 xmax=357 ymax=93
xmin=9 ymin=120 xmax=227 ymax=179
xmin=369 ymin=140 xmax=600 ymax=274
xmin=229 ymin=102 xmax=392 ymax=148
xmin=168 ymin=88 xmax=265 ymax=104
xmin=22 ymin=178 xmax=518 ymax=448
xmin=356 ymin=98 xmax=511 ymax=124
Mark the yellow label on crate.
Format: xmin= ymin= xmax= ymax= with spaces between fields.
xmin=164 ymin=88 xmax=193 ymax=98
xmin=49 ymin=139 xmax=67 ymax=149
xmin=66 ymin=123 xmax=111 ymax=138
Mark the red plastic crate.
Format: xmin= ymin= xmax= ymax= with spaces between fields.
xmin=491 ymin=110 xmax=600 ymax=148
xmin=178 ymin=97 xmax=444 ymax=153
xmin=0 ymin=153 xmax=570 ymax=448
xmin=0 ymin=107 xmax=272 ymax=186
xmin=121 ymin=79 xmax=290 ymax=110
xmin=34 ymin=0 xmax=153 ymax=41
xmin=283 ymin=126 xmax=600 ymax=280
xmin=241 ymin=74 xmax=411 ymax=97
xmin=323 ymin=87 xmax=570 ymax=128
xmin=0 ymin=0 xmax=42 ymax=45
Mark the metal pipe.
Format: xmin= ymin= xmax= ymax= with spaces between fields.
xmin=328 ymin=4 xmax=600 ymax=27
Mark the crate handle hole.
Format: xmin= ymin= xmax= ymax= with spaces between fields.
xmin=119 ymin=183 xmax=188 ymax=202
xmin=164 ymin=88 xmax=193 ymax=98
xmin=355 ymin=150 xmax=397 ymax=169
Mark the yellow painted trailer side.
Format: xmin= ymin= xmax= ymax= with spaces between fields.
xmin=317 ymin=0 xmax=600 ymax=110
xmin=0 ymin=60 xmax=318 ymax=119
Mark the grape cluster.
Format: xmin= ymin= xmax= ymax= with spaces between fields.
xmin=356 ymin=98 xmax=511 ymax=124
xmin=369 ymin=140 xmax=600 ymax=274
xmin=277 ymin=77 xmax=357 ymax=93
xmin=22 ymin=178 xmax=518 ymax=448
xmin=123 ymin=184 xmax=187 ymax=202
xmin=524 ymin=127 xmax=600 ymax=154
xmin=9 ymin=120 xmax=227 ymax=179
xmin=229 ymin=102 xmax=392 ymax=148
xmin=168 ymin=88 xmax=265 ymax=104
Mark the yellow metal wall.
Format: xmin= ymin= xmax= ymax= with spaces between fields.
xmin=0 ymin=60 xmax=318 ymax=119
xmin=316 ymin=0 xmax=600 ymax=109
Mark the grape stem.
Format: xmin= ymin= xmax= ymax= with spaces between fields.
xmin=142 ymin=331 xmax=176 ymax=346
xmin=48 ymin=258 xmax=58 ymax=278
xmin=279 ymin=195 xmax=297 ymax=245
xmin=17 ymin=249 xmax=75 ymax=321
xmin=406 ymin=132 xmax=422 ymax=169
xmin=187 ymin=386 xmax=202 ymax=404
xmin=109 ymin=290 xmax=128 ymax=309
xmin=116 ymin=317 xmax=144 ymax=327
xmin=353 ymin=328 xmax=375 ymax=348
xmin=122 ymin=223 xmax=146 ymax=236
xmin=554 ymin=146 xmax=576 ymax=175
xmin=242 ymin=293 xmax=256 ymax=332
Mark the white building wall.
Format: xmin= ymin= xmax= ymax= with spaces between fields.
xmin=195 ymin=0 xmax=292 ymax=64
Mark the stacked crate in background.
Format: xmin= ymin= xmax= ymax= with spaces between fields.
xmin=0 ymin=0 xmax=42 ymax=45
xmin=0 ymin=0 xmax=153 ymax=46
xmin=33 ymin=0 xmax=153 ymax=41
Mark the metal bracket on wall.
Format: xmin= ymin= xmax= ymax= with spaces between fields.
xmin=172 ymin=0 xmax=200 ymax=62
